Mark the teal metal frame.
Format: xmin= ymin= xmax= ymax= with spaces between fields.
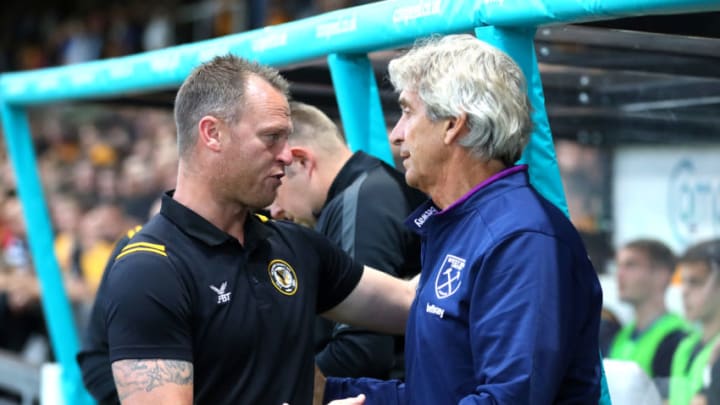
xmin=328 ymin=53 xmax=394 ymax=166
xmin=1 ymin=0 xmax=718 ymax=403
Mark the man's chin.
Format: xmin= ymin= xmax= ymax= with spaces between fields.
xmin=404 ymin=171 xmax=418 ymax=188
xmin=253 ymin=194 xmax=277 ymax=212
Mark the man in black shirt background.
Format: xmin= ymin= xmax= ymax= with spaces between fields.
xmin=270 ymin=102 xmax=424 ymax=380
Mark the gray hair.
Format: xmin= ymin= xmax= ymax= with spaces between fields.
xmin=388 ymin=34 xmax=532 ymax=166
xmin=174 ymin=54 xmax=290 ymax=159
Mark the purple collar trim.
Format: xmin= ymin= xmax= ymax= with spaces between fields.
xmin=438 ymin=165 xmax=528 ymax=214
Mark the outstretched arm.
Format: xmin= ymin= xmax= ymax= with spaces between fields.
xmin=322 ymin=266 xmax=416 ymax=335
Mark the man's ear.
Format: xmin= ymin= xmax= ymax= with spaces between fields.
xmin=290 ymin=146 xmax=316 ymax=173
xmin=198 ymin=115 xmax=223 ymax=152
xmin=443 ymin=112 xmax=469 ymax=145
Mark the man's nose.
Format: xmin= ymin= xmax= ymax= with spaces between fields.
xmin=278 ymin=141 xmax=293 ymax=165
xmin=268 ymin=202 xmax=286 ymax=220
xmin=388 ymin=122 xmax=404 ymax=145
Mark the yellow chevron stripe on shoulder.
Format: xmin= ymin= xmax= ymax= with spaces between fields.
xmin=122 ymin=241 xmax=165 ymax=252
xmin=126 ymin=225 xmax=143 ymax=239
xmin=254 ymin=213 xmax=270 ymax=223
xmin=115 ymin=246 xmax=168 ymax=261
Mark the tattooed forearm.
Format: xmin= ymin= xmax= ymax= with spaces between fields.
xmin=112 ymin=359 xmax=193 ymax=402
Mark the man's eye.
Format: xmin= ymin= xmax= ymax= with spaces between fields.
xmin=266 ymin=134 xmax=283 ymax=144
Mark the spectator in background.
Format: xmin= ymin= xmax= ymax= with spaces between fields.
xmin=0 ymin=195 xmax=47 ymax=362
xmin=50 ymin=195 xmax=130 ymax=329
xmin=152 ymin=132 xmax=179 ymax=191
xmin=103 ymin=4 xmax=144 ymax=58
xmin=59 ymin=18 xmax=103 ymax=65
xmin=95 ymin=167 xmax=120 ymax=203
xmin=118 ymin=156 xmax=159 ymax=223
xmin=270 ymin=101 xmax=424 ymax=379
xmin=75 ymin=203 xmax=133 ymax=294
xmin=0 ymin=148 xmax=15 ymax=196
xmin=669 ymin=239 xmax=720 ymax=405
xmin=609 ymin=239 xmax=688 ymax=397
xmin=71 ymin=159 xmax=100 ymax=207
xmin=0 ymin=196 xmax=33 ymax=275
xmin=142 ymin=5 xmax=175 ymax=51
xmin=51 ymin=192 xmax=85 ymax=276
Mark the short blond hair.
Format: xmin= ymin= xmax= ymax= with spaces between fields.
xmin=289 ymin=102 xmax=346 ymax=155
xmin=174 ymin=55 xmax=289 ymax=159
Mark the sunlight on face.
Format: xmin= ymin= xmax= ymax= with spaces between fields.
xmin=218 ymin=76 xmax=292 ymax=210
xmin=389 ymin=90 xmax=448 ymax=195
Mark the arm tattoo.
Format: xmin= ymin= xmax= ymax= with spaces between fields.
xmin=112 ymin=359 xmax=193 ymax=401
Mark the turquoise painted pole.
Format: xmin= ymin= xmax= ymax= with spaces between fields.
xmin=474 ymin=26 xmax=568 ymax=216
xmin=474 ymin=26 xmax=611 ymax=404
xmin=327 ymin=53 xmax=394 ymax=166
xmin=0 ymin=103 xmax=94 ymax=405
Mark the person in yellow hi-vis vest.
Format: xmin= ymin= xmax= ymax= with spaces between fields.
xmin=609 ymin=239 xmax=689 ymax=398
xmin=669 ymin=239 xmax=720 ymax=405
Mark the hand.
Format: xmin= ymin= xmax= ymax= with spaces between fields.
xmin=327 ymin=394 xmax=366 ymax=405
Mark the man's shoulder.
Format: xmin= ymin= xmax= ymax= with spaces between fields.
xmin=471 ymin=182 xmax=578 ymax=242
xmin=103 ymin=225 xmax=193 ymax=301
xmin=657 ymin=328 xmax=689 ymax=350
xmin=262 ymin=216 xmax=328 ymax=247
xmin=362 ymin=161 xmax=412 ymax=192
xmin=319 ymin=170 xmax=413 ymax=233
xmin=338 ymin=153 xmax=408 ymax=195
xmin=339 ymin=164 xmax=421 ymax=214
xmin=458 ymin=193 xmax=594 ymax=274
xmin=110 ymin=216 xmax=177 ymax=267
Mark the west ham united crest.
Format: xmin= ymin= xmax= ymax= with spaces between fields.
xmin=435 ymin=254 xmax=466 ymax=299
xmin=268 ymin=259 xmax=298 ymax=296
